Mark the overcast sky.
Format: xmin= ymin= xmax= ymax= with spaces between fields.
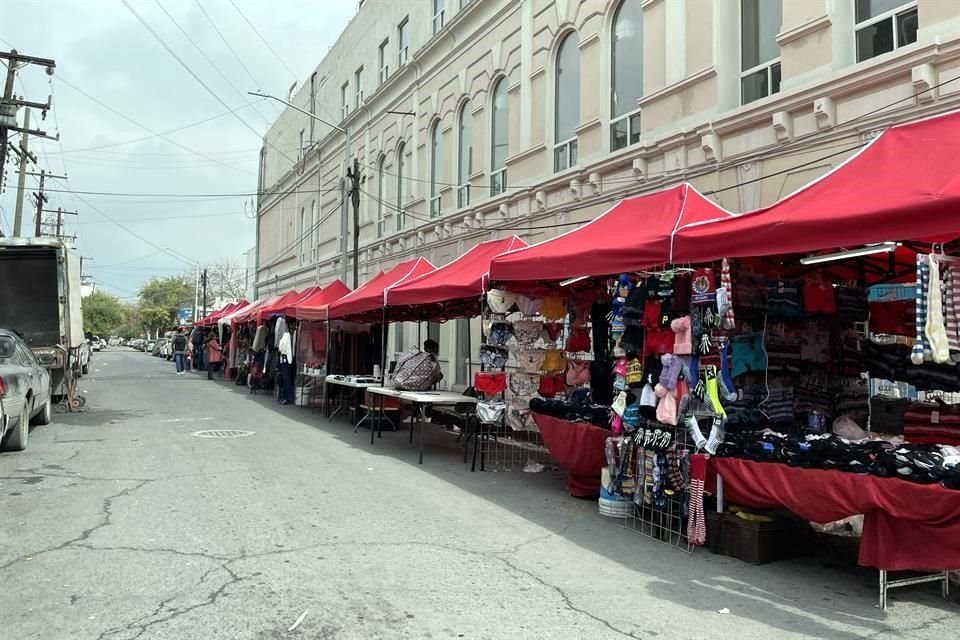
xmin=1 ymin=0 xmax=355 ymax=302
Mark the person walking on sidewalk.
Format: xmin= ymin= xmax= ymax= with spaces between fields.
xmin=172 ymin=328 xmax=188 ymax=375
xmin=277 ymin=324 xmax=295 ymax=405
xmin=205 ymin=331 xmax=223 ymax=381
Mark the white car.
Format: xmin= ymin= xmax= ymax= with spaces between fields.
xmin=91 ymin=336 xmax=103 ymax=352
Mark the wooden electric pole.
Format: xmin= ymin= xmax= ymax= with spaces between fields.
xmin=346 ymin=157 xmax=363 ymax=288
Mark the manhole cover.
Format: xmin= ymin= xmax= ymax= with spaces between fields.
xmin=192 ymin=430 xmax=255 ymax=438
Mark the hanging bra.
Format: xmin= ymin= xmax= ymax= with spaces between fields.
xmin=508 ymin=372 xmax=540 ymax=397
xmin=507 ymin=404 xmax=536 ymax=432
xmin=566 ymin=360 xmax=591 ymax=386
xmin=487 ymin=289 xmax=518 ymax=314
xmin=543 ymin=349 xmax=567 ymax=373
xmin=486 ymin=321 xmax=514 ymax=346
xmin=477 ymin=400 xmax=506 ymax=425
xmin=518 ymin=349 xmax=546 ymax=373
xmin=517 ymin=295 xmax=543 ymax=316
xmin=479 ymin=344 xmax=509 ymax=370
xmin=565 ymin=326 xmax=591 ymax=353
xmin=538 ymin=374 xmax=565 ymax=398
xmin=474 ymin=371 xmax=507 ymax=395
xmin=541 ymin=296 xmax=567 ymax=320
xmin=513 ymin=320 xmax=544 ymax=345
xmin=542 ymin=322 xmax=563 ymax=343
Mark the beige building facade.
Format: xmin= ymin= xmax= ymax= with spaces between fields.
xmin=256 ymin=0 xmax=960 ymax=383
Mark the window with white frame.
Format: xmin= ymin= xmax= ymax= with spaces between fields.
xmin=378 ymin=39 xmax=389 ymax=85
xmin=310 ymin=200 xmax=318 ymax=261
xmin=433 ymin=0 xmax=445 ymax=34
xmin=354 ymin=67 xmax=363 ymax=108
xmin=298 ymin=129 xmax=305 ymax=161
xmin=340 ymin=82 xmax=349 ymax=120
xmin=376 ymin=155 xmax=386 ymax=238
xmin=258 ymin=147 xmax=266 ymax=194
xmin=430 ymin=121 xmax=444 ymax=217
xmin=554 ymin=32 xmax=580 ymax=172
xmin=490 ymin=79 xmax=508 ymax=196
xmin=457 ymin=101 xmax=473 ymax=208
xmin=855 ymin=0 xmax=917 ymax=62
xmin=298 ymin=207 xmax=306 ymax=264
xmin=396 ymin=142 xmax=406 ymax=231
xmin=740 ymin=0 xmax=782 ymax=105
xmin=398 ymin=19 xmax=409 ymax=67
xmin=610 ymin=0 xmax=643 ymax=151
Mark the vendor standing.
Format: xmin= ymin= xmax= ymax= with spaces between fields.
xmin=277 ymin=324 xmax=295 ymax=405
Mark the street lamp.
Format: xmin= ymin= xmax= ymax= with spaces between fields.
xmin=248 ymin=91 xmax=351 ymax=285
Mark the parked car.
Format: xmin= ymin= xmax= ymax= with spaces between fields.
xmin=146 ymin=341 xmax=156 ymax=354
xmin=0 ymin=329 xmax=53 ymax=451
xmin=79 ymin=339 xmax=91 ymax=376
xmin=91 ymin=335 xmax=103 ymax=352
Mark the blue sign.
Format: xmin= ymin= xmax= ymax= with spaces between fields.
xmin=177 ymin=308 xmax=194 ymax=325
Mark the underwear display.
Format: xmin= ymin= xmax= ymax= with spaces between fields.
xmin=474 ymin=371 xmax=507 ymax=395
xmin=486 ymin=289 xmax=518 ymax=314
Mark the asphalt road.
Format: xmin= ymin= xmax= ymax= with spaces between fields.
xmin=0 ymin=351 xmax=956 ymax=640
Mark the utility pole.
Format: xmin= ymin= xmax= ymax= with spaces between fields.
xmin=0 ymin=50 xmax=18 ymax=160
xmin=38 ymin=206 xmax=78 ymax=238
xmin=347 ymin=157 xmax=363 ymax=288
xmin=13 ymin=108 xmax=30 ymax=235
xmin=339 ymin=126 xmax=350 ymax=284
xmin=202 ymin=269 xmax=208 ymax=319
xmin=33 ymin=168 xmax=46 ymax=237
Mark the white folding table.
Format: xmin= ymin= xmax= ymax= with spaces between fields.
xmin=366 ymin=387 xmax=477 ymax=463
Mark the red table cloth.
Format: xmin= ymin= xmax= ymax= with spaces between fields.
xmin=707 ymin=458 xmax=960 ymax=571
xmin=533 ymin=412 xmax=609 ymax=497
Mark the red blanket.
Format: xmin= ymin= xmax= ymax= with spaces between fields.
xmin=707 ymin=458 xmax=960 ymax=571
xmin=532 ymin=412 xmax=609 ymax=497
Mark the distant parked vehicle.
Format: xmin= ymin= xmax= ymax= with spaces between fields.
xmin=146 ymin=341 xmax=156 ymax=354
xmin=91 ymin=335 xmax=103 ymax=352
xmin=0 ymin=328 xmax=53 ymax=451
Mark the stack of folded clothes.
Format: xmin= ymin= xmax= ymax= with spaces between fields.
xmin=837 ymin=332 xmax=960 ymax=392
xmin=903 ymin=401 xmax=960 ymax=445
xmin=529 ymin=398 xmax=611 ymax=429
xmin=715 ymin=432 xmax=960 ymax=489
xmin=869 ymin=395 xmax=909 ymax=435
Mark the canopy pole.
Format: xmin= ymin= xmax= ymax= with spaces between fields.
xmin=380 ymin=307 xmax=389 ymax=382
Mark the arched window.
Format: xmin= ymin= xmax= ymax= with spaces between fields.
xmin=457 ymin=100 xmax=473 ymax=208
xmin=430 ymin=120 xmax=443 ymax=218
xmin=610 ymin=0 xmax=643 ymax=151
xmin=310 ymin=200 xmax=318 ymax=261
xmin=396 ymin=142 xmax=406 ymax=231
xmin=554 ymin=32 xmax=580 ymax=171
xmin=298 ymin=206 xmax=306 ymax=264
xmin=376 ymin=155 xmax=386 ymax=237
xmin=490 ymin=79 xmax=508 ymax=196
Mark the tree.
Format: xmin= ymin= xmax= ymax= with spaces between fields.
xmin=200 ymin=257 xmax=247 ymax=302
xmin=83 ymin=291 xmax=127 ymax=337
xmin=138 ymin=275 xmax=194 ymax=333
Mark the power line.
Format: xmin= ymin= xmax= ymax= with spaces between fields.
xmin=120 ymin=0 xmax=298 ymax=167
xmin=192 ymin=0 xmax=281 ymax=116
xmin=39 ymin=185 xmax=340 ymax=198
xmin=153 ymin=0 xmax=280 ymax=130
xmin=55 ymin=75 xmax=258 ymax=177
xmin=227 ymin=0 xmax=298 ymax=81
xmin=72 ymin=210 xmax=255 ymax=225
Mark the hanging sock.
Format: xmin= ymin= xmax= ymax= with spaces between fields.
xmin=946 ymin=266 xmax=960 ymax=363
xmin=687 ymin=454 xmax=707 ymax=546
xmin=720 ymin=258 xmax=736 ymax=330
xmin=685 ymin=415 xmax=707 ymax=450
xmin=717 ymin=340 xmax=738 ymax=402
xmin=704 ymin=366 xmax=727 ymax=418
xmin=705 ymin=414 xmax=725 ymax=455
xmin=926 ymin=257 xmax=951 ymax=364
xmin=912 ymin=255 xmax=931 ymax=365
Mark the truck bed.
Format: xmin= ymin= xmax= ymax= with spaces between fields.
xmin=0 ymin=246 xmax=61 ymax=347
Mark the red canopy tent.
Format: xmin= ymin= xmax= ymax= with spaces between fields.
xmin=488 ymin=184 xmax=735 ymax=282
xmin=278 ymin=285 xmax=321 ymax=317
xmin=293 ymin=279 xmax=352 ymax=320
xmin=254 ymin=288 xmax=302 ymax=323
xmin=199 ymin=300 xmax=245 ymax=327
xmin=386 ymin=236 xmax=528 ymax=321
xmin=234 ymin=294 xmax=282 ymax=324
xmin=327 ymin=257 xmax=435 ymax=322
xmin=672 ymin=109 xmax=960 ymax=264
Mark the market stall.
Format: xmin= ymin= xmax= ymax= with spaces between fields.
xmin=478 ymin=112 xmax=960 ymax=606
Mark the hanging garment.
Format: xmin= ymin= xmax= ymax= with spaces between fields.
xmin=926 ymin=256 xmax=950 ymax=364
xmin=910 ymin=253 xmax=930 ymax=365
xmin=947 ymin=265 xmax=960 ymax=363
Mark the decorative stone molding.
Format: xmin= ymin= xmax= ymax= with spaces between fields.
xmin=912 ymin=63 xmax=937 ymax=103
xmin=462 ymin=213 xmax=474 ymax=228
xmin=498 ymin=203 xmax=510 ymax=221
xmin=417 ymin=231 xmax=425 ymax=245
xmin=775 ymin=14 xmax=831 ymax=47
xmin=568 ymin=179 xmax=582 ymax=200
xmin=632 ymin=157 xmax=647 ymax=180
xmin=475 ymin=211 xmax=485 ymax=228
xmin=588 ymin=172 xmax=602 ymax=195
xmin=701 ymin=130 xmax=721 ymax=163
xmin=535 ymin=190 xmax=548 ymax=211
xmin=443 ymin=222 xmax=453 ymax=237
xmin=772 ymin=111 xmax=793 ymax=143
xmin=813 ymin=96 xmax=835 ymax=130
